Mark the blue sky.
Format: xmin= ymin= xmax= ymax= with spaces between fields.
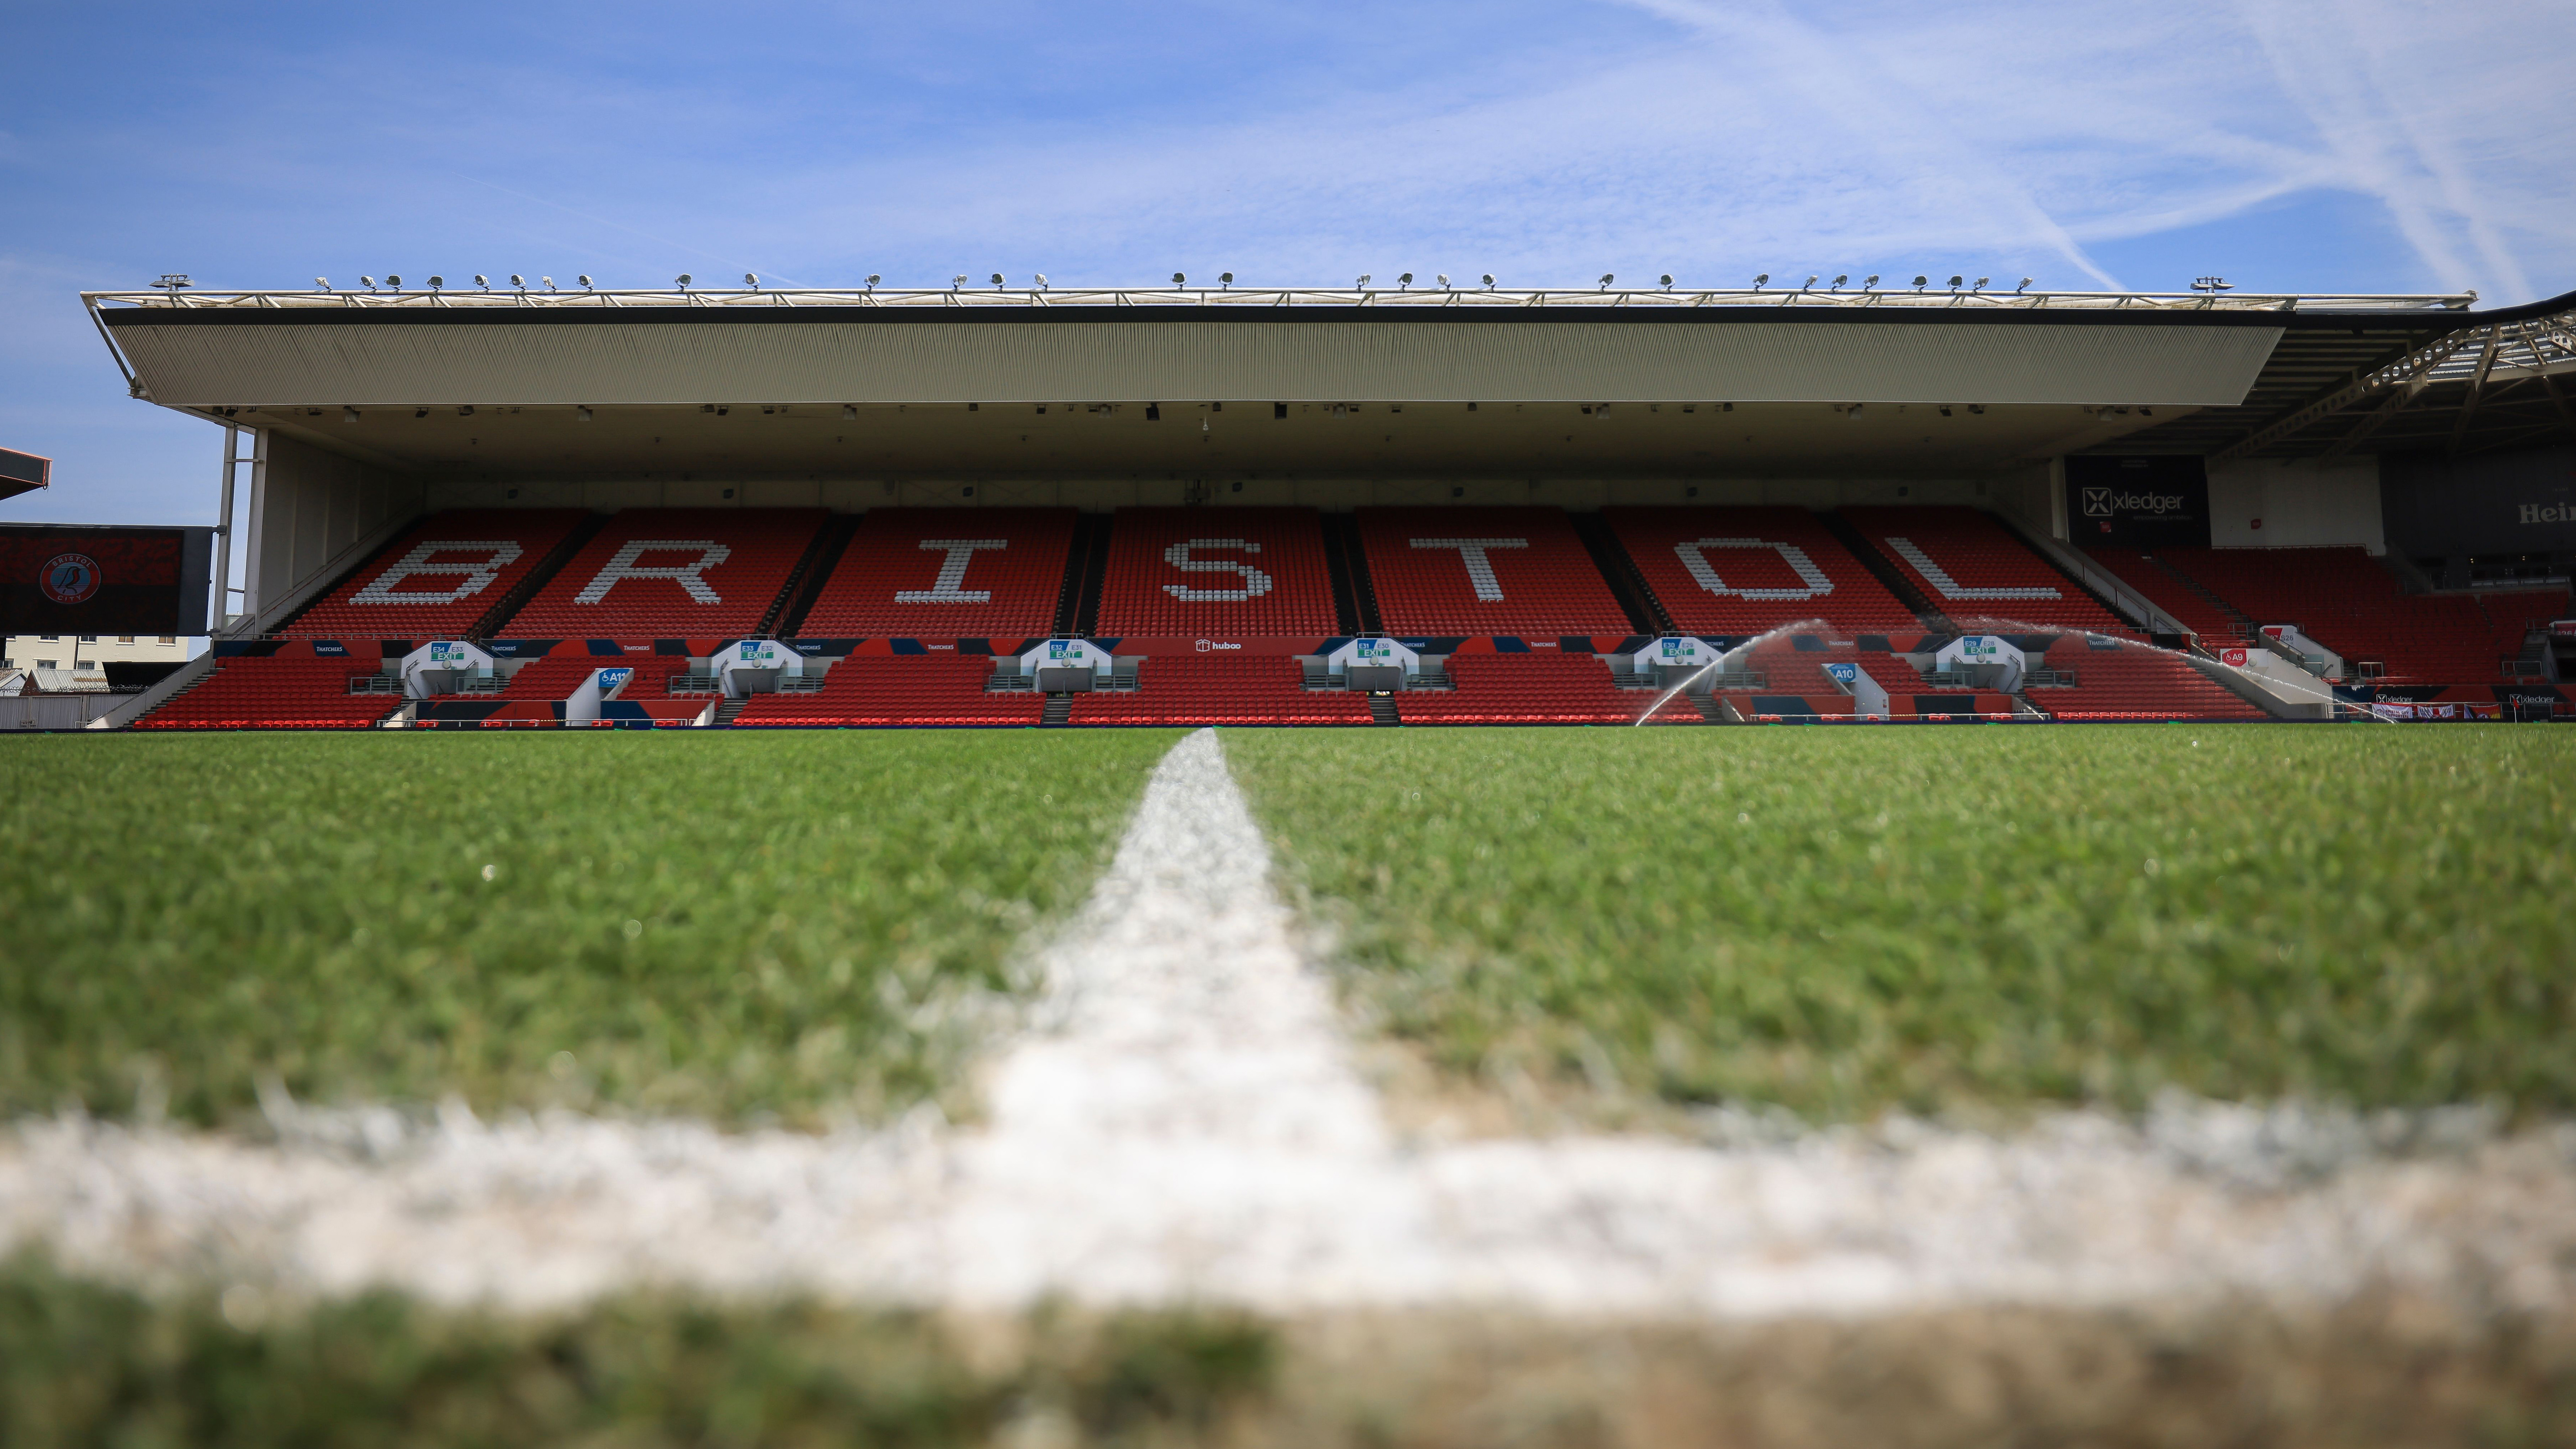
xmin=4 ymin=0 xmax=2570 ymax=530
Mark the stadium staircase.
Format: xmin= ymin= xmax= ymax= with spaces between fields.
xmin=715 ymin=699 xmax=750 ymax=727
xmin=768 ymin=513 xmax=863 ymax=638
xmin=1567 ymin=513 xmax=1671 ymax=634
xmin=1042 ymin=695 xmax=1073 ymax=726
xmin=1070 ymin=515 xmax=1114 ymax=636
xmin=470 ymin=512 xmax=609 ymax=638
xmin=1816 ymin=511 xmax=1950 ymax=630
xmin=1318 ymin=513 xmax=1373 ymax=634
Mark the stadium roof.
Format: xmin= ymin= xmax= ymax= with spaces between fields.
xmin=81 ymin=283 xmax=2570 ymax=476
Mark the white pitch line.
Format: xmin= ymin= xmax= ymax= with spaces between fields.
xmin=3 ymin=729 xmax=2573 ymax=1319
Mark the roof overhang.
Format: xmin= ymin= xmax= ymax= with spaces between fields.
xmin=86 ymin=285 xmax=2496 ymax=477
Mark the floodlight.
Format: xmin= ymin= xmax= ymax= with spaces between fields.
xmin=343 ymin=407 xmax=359 ymax=422
xmin=676 ymin=274 xmax=692 ymax=289
xmin=1398 ymin=272 xmax=1412 ymax=288
xmin=473 ymin=274 xmax=489 ymax=289
xmin=1033 ymin=273 xmax=1047 ymax=289
xmin=314 ymin=277 xmax=329 ymax=290
xmin=1659 ymin=273 xmax=1674 ymax=289
xmin=576 ymin=406 xmax=593 ymax=422
xmin=1357 ymin=274 xmax=1372 ymax=288
xmin=1912 ymin=275 xmax=1928 ymax=290
xmin=428 ymin=276 xmax=444 ymax=289
xmin=991 ymin=272 xmax=1005 ymax=288
xmin=841 ymin=405 xmax=857 ymax=420
xmin=2016 ymin=277 xmax=2031 ymax=293
xmin=511 ymin=274 xmax=527 ymax=289
xmin=1804 ymin=275 xmax=1818 ymax=289
xmin=1753 ymin=274 xmax=1768 ymax=289
xmin=746 ymin=272 xmax=760 ymax=288
xmin=866 ymin=274 xmax=881 ymax=289
xmin=1219 ymin=271 xmax=1233 ymax=288
xmin=1174 ymin=271 xmax=1186 ymax=286
xmin=578 ymin=274 xmax=593 ymax=289
xmin=1481 ymin=274 xmax=1495 ymax=289
xmin=151 ymin=274 xmax=192 ymax=291
xmin=361 ymin=275 xmax=376 ymax=290
xmin=1436 ymin=273 xmax=1450 ymax=288
xmin=386 ymin=274 xmax=403 ymax=288
xmin=1598 ymin=273 xmax=1614 ymax=289
xmin=1947 ymin=275 xmax=1963 ymax=290
xmin=951 ymin=274 xmax=967 ymax=289
xmin=1973 ymin=276 xmax=1988 ymax=291
xmin=1831 ymin=274 xmax=1848 ymax=289
xmin=1862 ymin=275 xmax=1878 ymax=290
xmin=1847 ymin=404 xmax=1864 ymax=420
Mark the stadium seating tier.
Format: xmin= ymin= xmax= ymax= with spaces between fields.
xmin=1606 ymin=506 xmax=1922 ymax=636
xmin=1356 ymin=507 xmax=1632 ymax=636
xmin=1392 ymin=653 xmax=1675 ymax=724
xmin=1066 ymin=656 xmax=1373 ymax=726
xmin=733 ymin=656 xmax=1045 ymax=728
xmin=797 ymin=508 xmax=1076 ymax=638
xmin=135 ymin=658 xmax=398 ymax=729
xmin=1093 ymin=508 xmax=1339 ymax=637
xmin=1841 ymin=506 xmax=2131 ymax=635
xmin=282 ymin=509 xmax=592 ymax=639
xmin=500 ymin=508 xmax=826 ymax=638
xmin=2155 ymin=546 xmax=2563 ymax=684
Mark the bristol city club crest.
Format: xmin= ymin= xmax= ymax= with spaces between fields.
xmin=39 ymin=553 xmax=101 ymax=605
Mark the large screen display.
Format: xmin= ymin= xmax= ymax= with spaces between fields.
xmin=2064 ymin=455 xmax=2210 ymax=549
xmin=0 ymin=526 xmax=214 ymax=635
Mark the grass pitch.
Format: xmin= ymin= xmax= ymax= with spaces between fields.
xmin=1227 ymin=724 xmax=2576 ymax=1122
xmin=0 ymin=731 xmax=1179 ymax=1126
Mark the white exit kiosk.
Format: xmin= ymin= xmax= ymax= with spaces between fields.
xmin=716 ymin=638 xmax=805 ymax=698
xmin=1632 ymin=636 xmax=1731 ymax=689
xmin=1935 ymin=634 xmax=2029 ymax=692
xmin=1327 ymin=637 xmax=1421 ymax=692
xmin=400 ymin=639 xmax=495 ymax=697
xmin=1021 ymin=638 xmax=1115 ymax=692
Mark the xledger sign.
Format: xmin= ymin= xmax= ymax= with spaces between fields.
xmin=2064 ymin=456 xmax=2209 ymax=548
xmin=0 ymin=525 xmax=214 ymax=635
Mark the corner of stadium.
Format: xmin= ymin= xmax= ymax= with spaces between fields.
xmin=51 ymin=278 xmax=2576 ymax=731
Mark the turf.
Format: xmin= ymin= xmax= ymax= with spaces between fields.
xmin=1225 ymin=724 xmax=2576 ymax=1121
xmin=0 ymin=731 xmax=1181 ymax=1127
xmin=0 ymin=1254 xmax=1273 ymax=1449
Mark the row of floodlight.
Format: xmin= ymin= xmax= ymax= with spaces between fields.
xmin=228 ymin=271 xmax=2053 ymax=296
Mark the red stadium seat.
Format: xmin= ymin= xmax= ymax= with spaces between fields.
xmin=1393 ymin=653 xmax=1683 ymax=724
xmin=1356 ymin=507 xmax=1630 ymax=636
xmin=281 ymin=509 xmax=591 ymax=639
xmin=1065 ymin=656 xmax=1372 ymax=726
xmin=731 ymin=655 xmax=1044 ymax=728
xmin=2079 ymin=548 xmax=2250 ymax=641
xmin=134 ymin=657 xmax=401 ymax=730
xmin=1842 ymin=506 xmax=2131 ymax=635
xmin=2026 ymin=637 xmax=2268 ymax=720
xmin=501 ymin=508 xmax=826 ymax=638
xmin=797 ymin=508 xmax=1076 ymax=638
xmin=1607 ymin=507 xmax=1920 ymax=635
xmin=1093 ymin=508 xmax=1338 ymax=637
xmin=2156 ymin=546 xmax=2558 ymax=685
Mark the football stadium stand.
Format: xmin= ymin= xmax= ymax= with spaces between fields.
xmin=280 ymin=509 xmax=593 ymax=639
xmin=1606 ymin=507 xmax=1923 ymax=636
xmin=1357 ymin=507 xmax=1633 ymax=636
xmin=2079 ymin=548 xmax=2251 ymax=641
xmin=1842 ymin=506 xmax=2132 ymax=635
xmin=133 ymin=655 xmax=398 ymax=730
xmin=497 ymin=508 xmax=827 ymax=638
xmin=1093 ymin=508 xmax=1340 ymax=637
xmin=2024 ymin=637 xmax=2269 ymax=720
xmin=795 ymin=508 xmax=1077 ymax=638
xmin=1391 ymin=652 xmax=1666 ymax=725
xmin=2155 ymin=546 xmax=2556 ymax=684
xmin=1065 ymin=656 xmax=1374 ymax=726
xmin=732 ymin=656 xmax=1046 ymax=728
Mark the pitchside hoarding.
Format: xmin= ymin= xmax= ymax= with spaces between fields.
xmin=2381 ymin=445 xmax=2576 ymax=557
xmin=2064 ymin=456 xmax=2210 ymax=548
xmin=0 ymin=525 xmax=214 ymax=635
